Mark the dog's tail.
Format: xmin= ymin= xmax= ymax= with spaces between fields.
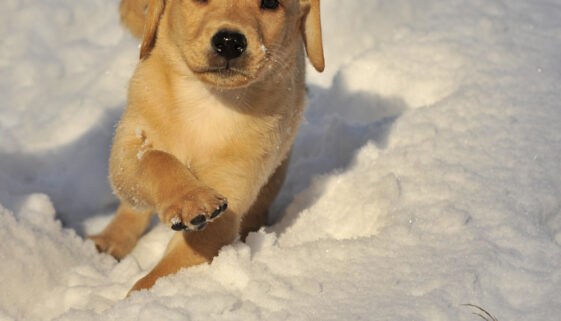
xmin=119 ymin=0 xmax=149 ymax=39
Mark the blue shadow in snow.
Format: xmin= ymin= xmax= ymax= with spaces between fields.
xmin=269 ymin=76 xmax=409 ymax=227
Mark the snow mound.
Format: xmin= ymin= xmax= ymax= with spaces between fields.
xmin=1 ymin=0 xmax=561 ymax=320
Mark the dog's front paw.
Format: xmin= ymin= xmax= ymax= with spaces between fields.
xmin=160 ymin=187 xmax=228 ymax=232
xmin=87 ymin=231 xmax=137 ymax=260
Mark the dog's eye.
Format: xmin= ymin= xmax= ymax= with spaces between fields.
xmin=261 ymin=0 xmax=280 ymax=10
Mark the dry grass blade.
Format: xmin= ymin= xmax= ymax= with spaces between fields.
xmin=462 ymin=303 xmax=498 ymax=321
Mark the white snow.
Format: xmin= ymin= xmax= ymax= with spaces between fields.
xmin=1 ymin=0 xmax=561 ymax=320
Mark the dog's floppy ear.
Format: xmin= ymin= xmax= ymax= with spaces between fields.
xmin=119 ymin=0 xmax=149 ymax=39
xmin=301 ymin=0 xmax=325 ymax=72
xmin=140 ymin=0 xmax=166 ymax=59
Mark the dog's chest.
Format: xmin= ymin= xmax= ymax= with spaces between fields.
xmin=165 ymin=93 xmax=288 ymax=172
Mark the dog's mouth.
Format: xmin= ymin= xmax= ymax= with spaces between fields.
xmin=192 ymin=64 xmax=259 ymax=88
xmin=199 ymin=65 xmax=254 ymax=78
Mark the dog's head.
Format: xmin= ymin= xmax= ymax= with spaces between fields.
xmin=139 ymin=0 xmax=324 ymax=88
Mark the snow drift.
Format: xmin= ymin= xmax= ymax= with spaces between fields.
xmin=1 ymin=0 xmax=561 ymax=320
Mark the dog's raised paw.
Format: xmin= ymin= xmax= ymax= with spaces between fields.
xmin=161 ymin=187 xmax=228 ymax=232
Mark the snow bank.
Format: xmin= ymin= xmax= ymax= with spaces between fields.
xmin=1 ymin=0 xmax=561 ymax=320
xmin=0 ymin=0 xmax=138 ymax=232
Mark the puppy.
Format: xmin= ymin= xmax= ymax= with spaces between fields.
xmin=88 ymin=0 xmax=324 ymax=293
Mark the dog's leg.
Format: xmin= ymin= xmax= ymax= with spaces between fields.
xmin=109 ymin=120 xmax=230 ymax=231
xmin=128 ymin=208 xmax=239 ymax=293
xmin=128 ymin=157 xmax=290 ymax=293
xmin=133 ymin=150 xmax=229 ymax=231
xmin=111 ymin=127 xmax=288 ymax=293
xmin=88 ymin=203 xmax=154 ymax=260
xmin=239 ymin=156 xmax=290 ymax=240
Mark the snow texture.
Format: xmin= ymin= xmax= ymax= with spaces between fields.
xmin=1 ymin=0 xmax=561 ymax=320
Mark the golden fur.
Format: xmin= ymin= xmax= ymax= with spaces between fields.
xmin=88 ymin=0 xmax=324 ymax=294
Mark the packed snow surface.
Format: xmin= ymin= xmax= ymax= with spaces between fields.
xmin=1 ymin=0 xmax=561 ymax=320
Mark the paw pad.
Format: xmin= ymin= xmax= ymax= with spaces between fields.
xmin=171 ymin=222 xmax=187 ymax=231
xmin=190 ymin=215 xmax=206 ymax=225
xmin=211 ymin=203 xmax=228 ymax=219
xmin=169 ymin=200 xmax=228 ymax=232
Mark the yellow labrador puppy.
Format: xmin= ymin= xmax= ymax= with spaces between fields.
xmin=89 ymin=0 xmax=324 ymax=293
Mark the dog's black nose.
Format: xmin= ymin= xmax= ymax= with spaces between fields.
xmin=211 ymin=30 xmax=247 ymax=60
